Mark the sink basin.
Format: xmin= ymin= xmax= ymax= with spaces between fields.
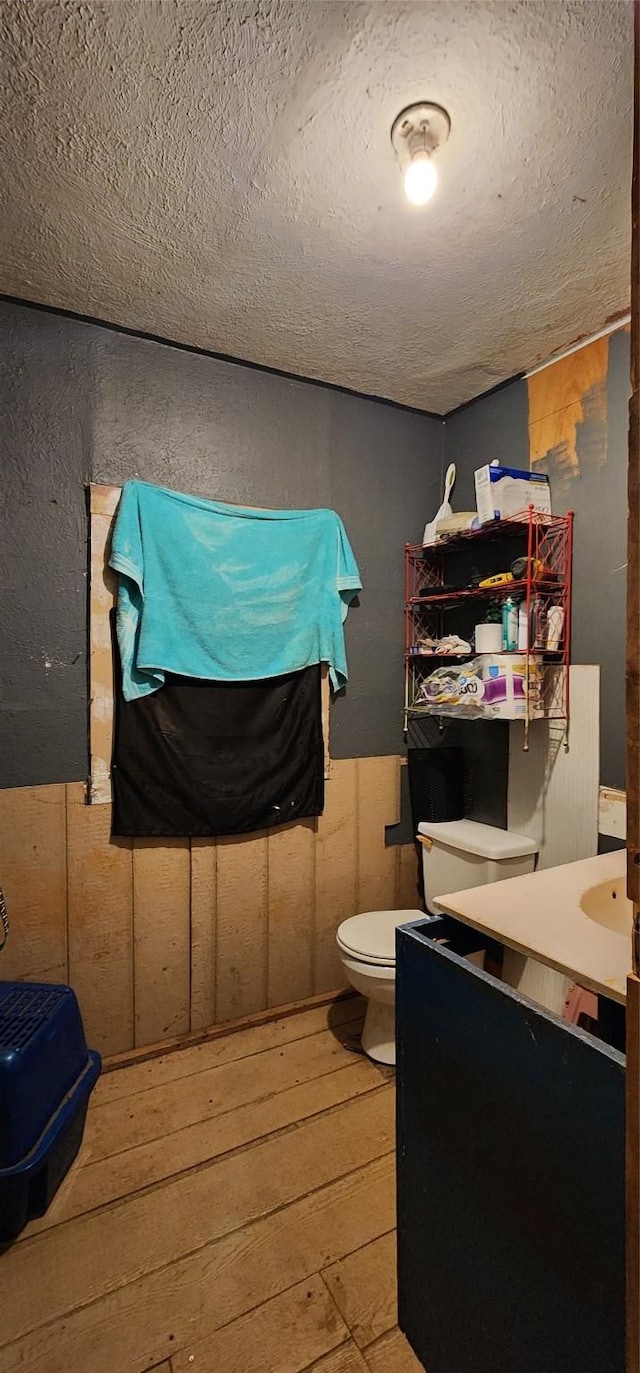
xmin=580 ymin=878 xmax=633 ymax=936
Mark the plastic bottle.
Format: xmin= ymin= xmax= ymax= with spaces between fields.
xmin=502 ymin=596 xmax=518 ymax=652
xmin=517 ymin=602 xmax=528 ymax=651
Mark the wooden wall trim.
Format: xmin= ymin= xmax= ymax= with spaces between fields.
xmin=88 ymin=484 xmax=120 ymax=804
xmin=102 ymin=987 xmax=357 ymax=1074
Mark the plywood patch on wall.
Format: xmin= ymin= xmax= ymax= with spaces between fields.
xmin=314 ymin=759 xmax=359 ymax=994
xmin=395 ymin=841 xmax=421 ymax=910
xmin=356 ymin=757 xmax=400 ymax=913
xmin=0 ymin=784 xmax=68 ymax=985
xmin=267 ymin=819 xmax=316 ymax=1008
xmin=528 ymin=336 xmax=609 ymax=485
xmin=66 ymin=782 xmax=134 ymax=1056
xmin=0 ymin=766 xmax=417 ymax=1054
xmin=190 ymin=839 xmax=217 ymax=1031
xmin=216 ymin=832 xmax=269 ymax=1023
xmin=133 ymin=839 xmax=191 ymax=1044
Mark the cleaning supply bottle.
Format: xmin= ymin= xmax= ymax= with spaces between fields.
xmin=501 ymin=596 xmax=518 ymax=652
xmin=517 ymin=602 xmax=528 ymax=651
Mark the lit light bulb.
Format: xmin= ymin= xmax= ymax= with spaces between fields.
xmin=403 ymin=151 xmax=438 ymax=206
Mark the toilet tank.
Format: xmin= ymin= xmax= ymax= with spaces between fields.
xmin=418 ymin=819 xmax=538 ymax=913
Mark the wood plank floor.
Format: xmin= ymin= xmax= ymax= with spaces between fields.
xmin=0 ymin=995 xmax=424 ymax=1373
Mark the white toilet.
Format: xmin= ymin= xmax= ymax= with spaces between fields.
xmin=336 ymin=819 xmax=538 ymax=1065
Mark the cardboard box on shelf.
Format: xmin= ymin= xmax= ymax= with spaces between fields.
xmin=474 ymin=463 xmax=551 ymax=524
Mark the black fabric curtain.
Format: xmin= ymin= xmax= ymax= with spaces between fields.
xmin=111 ymin=622 xmax=324 ymax=838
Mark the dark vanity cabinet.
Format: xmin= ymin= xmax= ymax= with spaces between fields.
xmin=396 ymin=919 xmax=625 ymax=1373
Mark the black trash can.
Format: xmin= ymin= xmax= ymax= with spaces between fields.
xmin=407 ymin=746 xmax=465 ymax=827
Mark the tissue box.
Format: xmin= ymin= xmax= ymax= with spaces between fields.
xmin=474 ymin=464 xmax=551 ymax=524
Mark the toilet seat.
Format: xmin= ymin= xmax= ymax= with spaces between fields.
xmin=336 ymin=910 xmax=422 ymax=967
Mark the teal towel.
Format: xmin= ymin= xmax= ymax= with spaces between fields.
xmin=109 ymin=480 xmax=362 ymax=701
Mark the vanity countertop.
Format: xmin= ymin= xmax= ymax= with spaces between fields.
xmin=434 ymin=850 xmax=631 ymax=1004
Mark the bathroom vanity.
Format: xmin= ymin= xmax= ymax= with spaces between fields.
xmin=396 ymin=914 xmax=625 ymax=1373
xmin=434 ymin=848 xmax=630 ymax=1008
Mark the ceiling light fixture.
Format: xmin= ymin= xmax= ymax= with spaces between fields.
xmin=391 ymin=102 xmax=451 ymax=207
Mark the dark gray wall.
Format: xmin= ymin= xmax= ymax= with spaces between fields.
xmin=4 ymin=296 xmax=627 ymax=794
xmin=443 ymin=378 xmax=530 ymax=509
xmin=444 ymin=334 xmax=630 ymax=789
xmin=0 ymin=300 xmax=444 ymax=787
xmin=1 ymin=305 xmax=91 ymax=784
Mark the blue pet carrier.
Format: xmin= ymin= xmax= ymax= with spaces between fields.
xmin=0 ymin=983 xmax=101 ymax=1241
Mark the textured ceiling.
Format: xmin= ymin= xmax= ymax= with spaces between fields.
xmin=1 ymin=0 xmax=633 ymax=412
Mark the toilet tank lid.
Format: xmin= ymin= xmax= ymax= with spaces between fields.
xmin=417 ymin=819 xmax=538 ymax=860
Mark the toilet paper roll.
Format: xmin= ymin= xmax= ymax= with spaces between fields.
xmin=475 ymin=623 xmax=503 ymax=653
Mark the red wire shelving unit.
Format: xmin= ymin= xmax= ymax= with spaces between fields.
xmin=404 ymin=507 xmax=574 ymax=750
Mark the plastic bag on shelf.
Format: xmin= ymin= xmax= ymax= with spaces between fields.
xmin=415 ymin=654 xmax=544 ymax=720
xmin=416 ymin=659 xmax=486 ymax=716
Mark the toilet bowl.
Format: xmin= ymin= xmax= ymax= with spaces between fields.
xmin=336 ymin=819 xmax=538 ymax=1065
xmin=336 ymin=910 xmax=422 ymax=1064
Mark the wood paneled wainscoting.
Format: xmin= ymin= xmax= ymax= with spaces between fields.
xmin=0 ymin=756 xmax=419 ymax=1055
